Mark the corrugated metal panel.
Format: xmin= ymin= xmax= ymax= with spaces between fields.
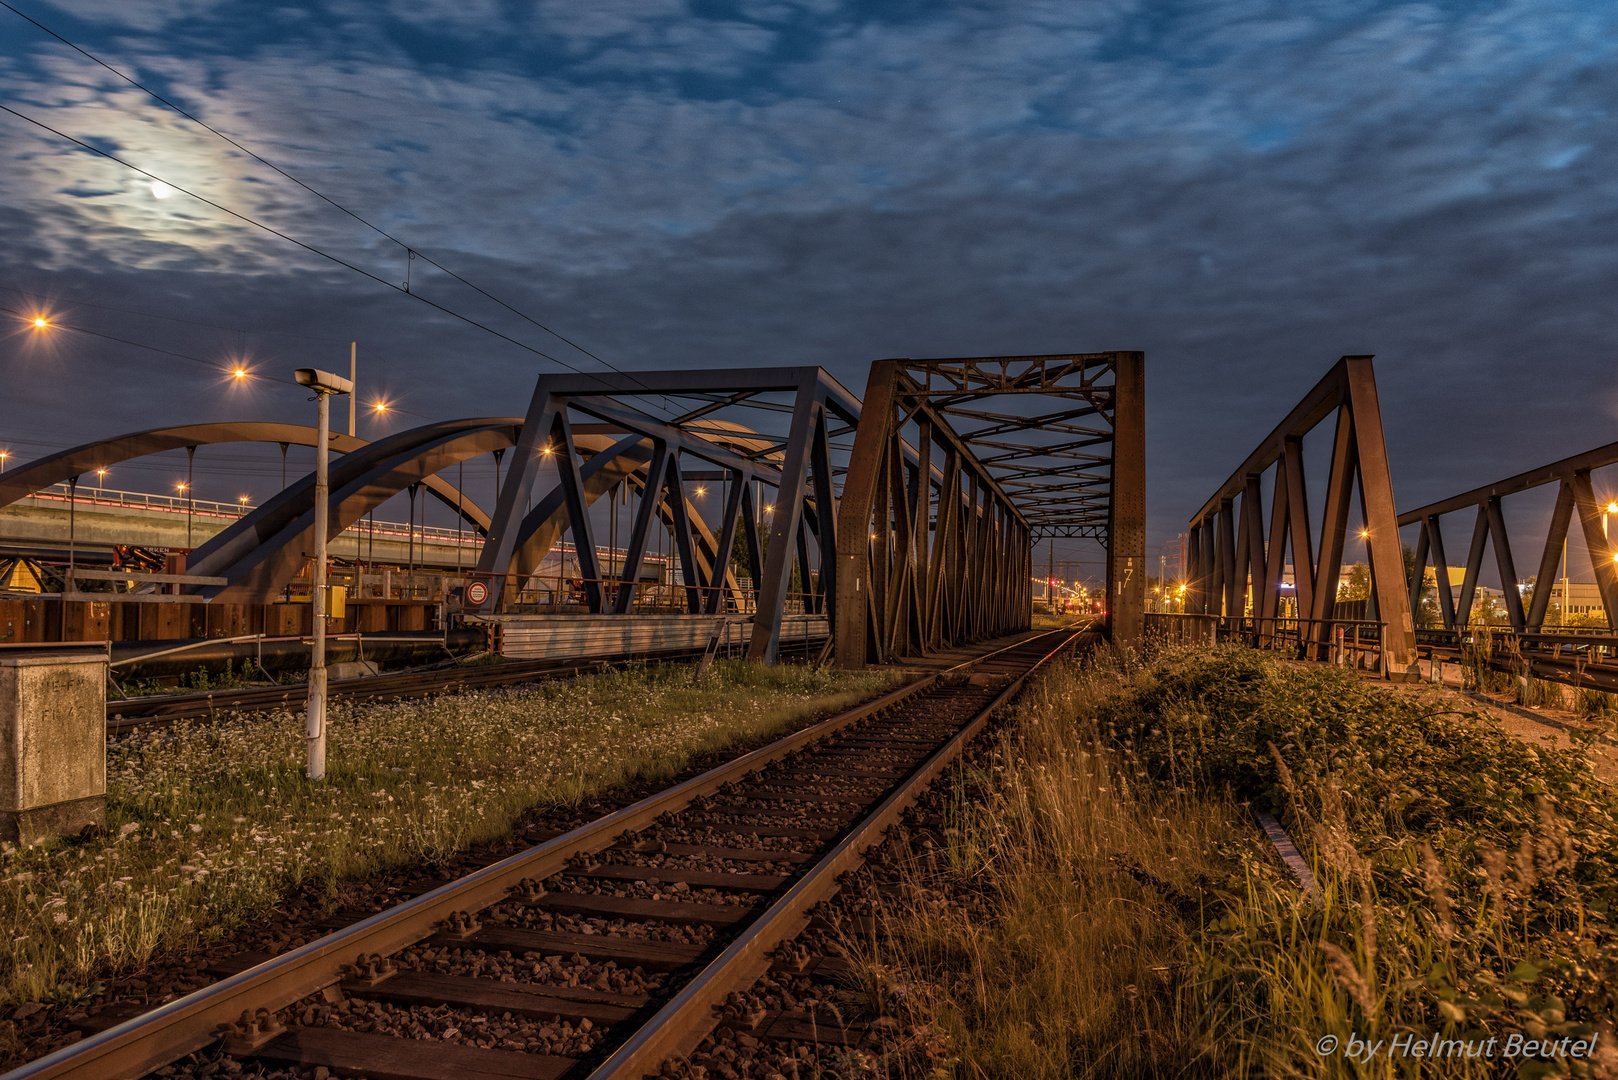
xmin=494 ymin=614 xmax=827 ymax=660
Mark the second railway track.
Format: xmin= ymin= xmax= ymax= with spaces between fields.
xmin=15 ymin=627 xmax=1091 ymax=1080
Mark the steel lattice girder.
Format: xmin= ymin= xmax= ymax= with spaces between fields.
xmin=835 ymin=353 xmax=1144 ymax=665
xmin=1185 ymin=356 xmax=1415 ymax=668
xmin=467 ymin=368 xmax=861 ymax=665
xmin=1397 ymin=441 xmax=1618 ymax=634
xmin=895 ymin=353 xmax=1144 ymax=641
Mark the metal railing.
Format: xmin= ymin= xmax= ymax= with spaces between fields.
xmin=1145 ymin=612 xmax=1394 ymax=673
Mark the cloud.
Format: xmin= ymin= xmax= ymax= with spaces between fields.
xmin=1 ymin=0 xmax=1616 ymax=549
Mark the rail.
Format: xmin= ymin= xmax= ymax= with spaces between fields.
xmin=6 ymin=627 xmax=1083 ymax=1080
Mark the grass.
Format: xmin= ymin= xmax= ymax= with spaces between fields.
xmin=865 ymin=644 xmax=1618 ymax=1078
xmin=0 ymin=659 xmax=902 ymax=1009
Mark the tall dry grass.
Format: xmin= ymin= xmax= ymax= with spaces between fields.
xmin=855 ymin=653 xmax=1247 ymax=1079
xmin=864 ymin=645 xmax=1618 ymax=1079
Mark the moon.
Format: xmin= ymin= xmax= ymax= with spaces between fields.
xmin=150 ymin=180 xmax=173 ymax=199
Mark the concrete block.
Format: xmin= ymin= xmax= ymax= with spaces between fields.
xmin=0 ymin=649 xmax=107 ymax=844
xmin=328 ymin=660 xmax=379 ymax=681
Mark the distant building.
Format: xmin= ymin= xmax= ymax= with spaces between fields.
xmin=1542 ymin=581 xmax=1606 ymax=623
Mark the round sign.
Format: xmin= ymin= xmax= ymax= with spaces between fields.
xmin=466 ymin=580 xmax=489 ymax=605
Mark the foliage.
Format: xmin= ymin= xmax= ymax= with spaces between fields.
xmin=876 ymin=645 xmax=1618 ymax=1078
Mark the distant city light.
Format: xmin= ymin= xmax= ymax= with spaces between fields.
xmin=231 ymin=367 xmax=248 ymax=380
xmin=31 ymin=316 xmax=48 ymax=329
xmin=1359 ymin=528 xmax=1370 ymax=538
xmin=695 ymin=487 xmax=707 ymax=497
xmin=151 ymin=180 xmax=173 ymax=199
xmin=239 ymin=495 xmax=249 ymax=505
xmin=540 ymin=445 xmax=553 ymax=456
xmin=373 ymin=401 xmax=388 ymax=413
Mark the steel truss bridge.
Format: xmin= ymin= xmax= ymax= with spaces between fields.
xmin=1170 ymin=355 xmax=1618 ymax=693
xmin=0 ymin=357 xmax=1147 ymax=665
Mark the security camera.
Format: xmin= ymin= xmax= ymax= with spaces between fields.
xmin=294 ymin=368 xmax=354 ymax=395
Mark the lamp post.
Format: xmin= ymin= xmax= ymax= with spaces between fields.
xmin=295 ymin=367 xmax=353 ymax=781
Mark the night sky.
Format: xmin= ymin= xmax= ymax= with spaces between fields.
xmin=1 ymin=1 xmax=1615 ymax=580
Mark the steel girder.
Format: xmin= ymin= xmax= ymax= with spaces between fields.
xmin=837 ymin=353 xmax=1145 ymax=651
xmin=834 ymin=361 xmax=1038 ymax=667
xmin=1186 ymin=356 xmax=1415 ymax=669
xmin=189 ymin=419 xmax=522 ymax=603
xmin=467 ymin=368 xmax=861 ymax=665
xmin=503 ymin=431 xmax=744 ymax=606
xmin=0 ymin=422 xmax=492 ymax=533
xmin=1398 ymin=442 xmax=1618 ymax=633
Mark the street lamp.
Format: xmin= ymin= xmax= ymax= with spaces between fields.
xmin=1 ymin=450 xmax=9 ymax=474
xmin=294 ymin=366 xmax=353 ymax=781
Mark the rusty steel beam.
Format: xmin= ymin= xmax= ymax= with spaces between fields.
xmin=836 ymin=358 xmax=1051 ymax=668
xmin=1399 ymin=441 xmax=1618 ymax=634
xmin=1187 ymin=356 xmax=1417 ymax=674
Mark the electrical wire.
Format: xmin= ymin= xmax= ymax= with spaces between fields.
xmin=0 ymin=100 xmax=627 ymax=392
xmin=0 ymin=0 xmax=662 ymax=403
xmin=0 ymin=300 xmax=303 ymax=386
xmin=0 ymin=282 xmax=350 ymax=346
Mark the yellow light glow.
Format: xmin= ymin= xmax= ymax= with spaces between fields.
xmin=764 ymin=503 xmax=774 ymax=513
xmin=231 ymin=367 xmax=247 ymax=379
xmin=1607 ymin=502 xmax=1617 ymax=515
xmin=695 ymin=487 xmax=707 ymax=496
xmin=239 ymin=495 xmax=249 ymax=504
xmin=373 ymin=401 xmax=388 ymax=413
xmin=540 ymin=445 xmax=553 ymax=456
xmin=31 ymin=316 xmax=48 ymax=329
xmin=1359 ymin=528 xmax=1370 ymax=538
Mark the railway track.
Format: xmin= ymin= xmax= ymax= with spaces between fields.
xmin=17 ymin=627 xmax=1088 ymax=1080
xmin=106 ymin=641 xmax=827 ymax=732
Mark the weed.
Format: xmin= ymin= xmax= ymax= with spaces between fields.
xmin=0 ymin=659 xmax=900 ymax=1007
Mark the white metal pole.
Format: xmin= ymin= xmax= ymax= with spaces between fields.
xmin=349 ymin=342 xmax=357 ymax=438
xmin=308 ymin=388 xmax=330 ymax=780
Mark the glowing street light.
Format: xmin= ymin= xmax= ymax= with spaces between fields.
xmin=373 ymin=400 xmax=388 ymax=413
xmin=695 ymin=486 xmax=707 ymax=497
xmin=31 ymin=316 xmax=48 ymax=330
xmin=0 ymin=451 xmax=8 ymax=474
xmin=231 ymin=367 xmax=248 ymax=380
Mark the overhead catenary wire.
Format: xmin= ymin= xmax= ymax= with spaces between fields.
xmin=0 ymin=100 xmax=630 ymax=387
xmin=0 ymin=1 xmax=664 ymax=405
xmin=0 ymin=282 xmax=352 ymax=346
xmin=0 ymin=300 xmax=304 ymax=387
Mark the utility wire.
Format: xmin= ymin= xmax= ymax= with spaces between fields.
xmin=0 ymin=100 xmax=623 ymax=390
xmin=0 ymin=282 xmax=349 ymax=346
xmin=0 ymin=0 xmax=659 ymax=402
xmin=0 ymin=300 xmax=302 ymax=386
